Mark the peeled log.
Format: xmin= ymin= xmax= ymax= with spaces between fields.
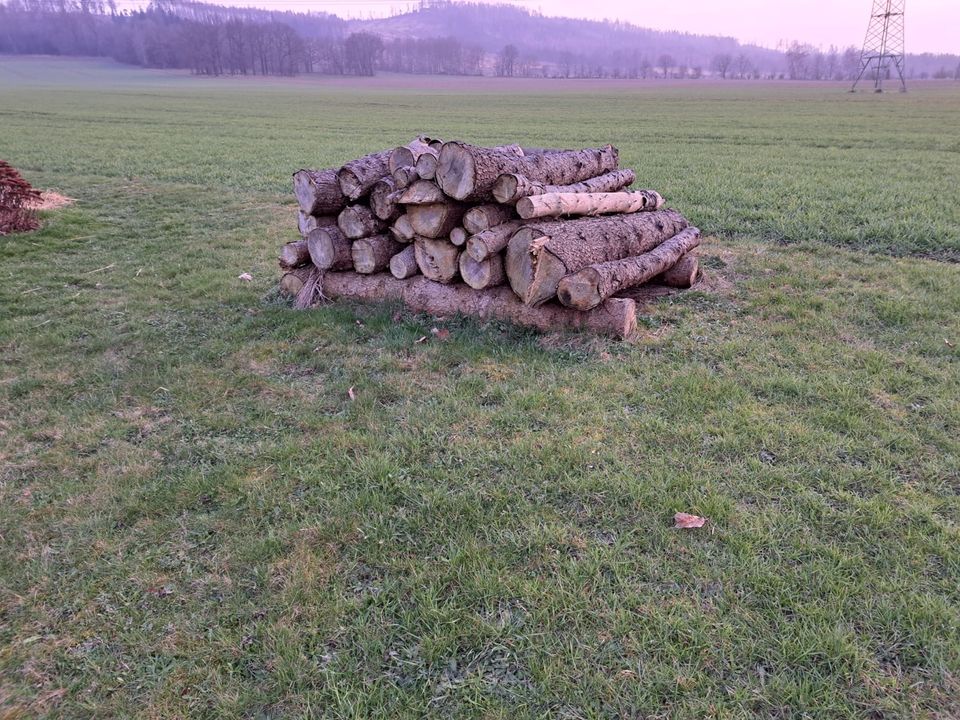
xmin=315 ymin=272 xmax=637 ymax=339
xmin=492 ymin=169 xmax=636 ymax=205
xmin=506 ymin=209 xmax=689 ymax=306
xmin=655 ymin=253 xmax=700 ymax=288
xmin=465 ymin=221 xmax=523 ymax=263
xmin=450 ymin=227 xmax=469 ymax=246
xmin=370 ymin=178 xmax=402 ymax=221
xmin=390 ymin=137 xmax=440 ymax=174
xmin=415 ymin=152 xmax=439 ymax=180
xmin=398 ymin=180 xmax=445 ymax=205
xmin=307 ymin=226 xmax=353 ymax=271
xmin=517 ymin=190 xmax=664 ymax=220
xmin=337 ymin=149 xmax=393 ymax=200
xmin=280 ymin=266 xmax=314 ymax=296
xmin=437 ymin=142 xmax=618 ymax=202
xmin=414 ymin=237 xmax=461 ymax=283
xmin=389 ymin=245 xmax=419 ymax=279
xmin=393 ymin=165 xmax=420 ymax=189
xmin=558 ymin=227 xmax=703 ymax=311
xmin=279 ymin=239 xmax=311 ymax=269
xmin=407 ymin=202 xmax=467 ymax=239
xmin=352 ymin=234 xmax=403 ymax=274
xmin=390 ymin=214 xmax=416 ymax=243
xmin=463 ymin=204 xmax=516 ymax=235
xmin=459 ymin=252 xmax=506 ymax=290
xmin=338 ymin=205 xmax=385 ymax=239
xmin=293 ymin=169 xmax=347 ymax=215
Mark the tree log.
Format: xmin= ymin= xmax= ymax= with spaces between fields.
xmin=492 ymin=169 xmax=636 ymax=205
xmin=449 ymin=226 xmax=469 ymax=246
xmin=390 ymin=214 xmax=416 ymax=243
xmin=370 ymin=178 xmax=402 ymax=221
xmin=415 ymin=152 xmax=439 ymax=180
xmin=459 ymin=251 xmax=506 ymax=290
xmin=398 ymin=180 xmax=445 ymax=205
xmin=389 ymin=245 xmax=419 ymax=279
xmin=307 ymin=226 xmax=353 ymax=271
xmin=414 ymin=237 xmax=461 ymax=283
xmin=516 ymin=190 xmax=663 ymax=220
xmin=279 ymin=239 xmax=311 ymax=269
xmin=293 ymin=169 xmax=347 ymax=215
xmin=338 ymin=204 xmax=385 ymax=239
xmin=465 ymin=221 xmax=523 ymax=262
xmin=389 ymin=137 xmax=441 ymax=174
xmin=298 ymin=211 xmax=336 ymax=238
xmin=557 ymin=227 xmax=702 ymax=310
xmin=393 ymin=165 xmax=420 ymax=189
xmin=337 ymin=149 xmax=393 ymax=200
xmin=462 ymin=203 xmax=516 ymax=234
xmin=506 ymin=209 xmax=689 ymax=306
xmin=407 ymin=202 xmax=467 ymax=239
xmin=352 ymin=234 xmax=403 ymax=274
xmin=655 ymin=253 xmax=700 ymax=288
xmin=280 ymin=265 xmax=314 ymax=296
xmin=437 ymin=142 xmax=619 ymax=202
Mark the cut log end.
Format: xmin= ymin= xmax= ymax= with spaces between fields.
xmin=414 ymin=237 xmax=460 ymax=284
xmin=389 ymin=245 xmax=419 ymax=279
xmin=556 ymin=268 xmax=602 ymax=310
xmin=459 ymin=252 xmax=506 ymax=290
xmin=352 ymin=234 xmax=403 ymax=275
xmin=436 ymin=143 xmax=476 ymax=200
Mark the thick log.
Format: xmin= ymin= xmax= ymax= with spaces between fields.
xmin=338 ymin=205 xmax=385 ymax=240
xmin=398 ymin=180 xmax=445 ymax=205
xmin=390 ymin=214 xmax=416 ymax=243
xmin=492 ymin=169 xmax=636 ymax=205
xmin=293 ymin=169 xmax=347 ymax=215
xmin=415 ymin=152 xmax=439 ymax=180
xmin=389 ymin=245 xmax=419 ymax=279
xmin=407 ymin=202 xmax=467 ymax=239
xmin=279 ymin=239 xmax=311 ymax=269
xmin=459 ymin=251 xmax=506 ymax=290
xmin=414 ymin=237 xmax=461 ymax=283
xmin=389 ymin=137 xmax=440 ymax=175
xmin=506 ymin=209 xmax=689 ymax=306
xmin=297 ymin=211 xmax=336 ymax=237
xmin=462 ymin=204 xmax=516 ymax=235
xmin=337 ymin=149 xmax=393 ymax=200
xmin=449 ymin=226 xmax=469 ymax=246
xmin=352 ymin=234 xmax=403 ymax=274
xmin=465 ymin=221 xmax=523 ymax=263
xmin=558 ymin=227 xmax=703 ymax=311
xmin=370 ymin=178 xmax=402 ymax=221
xmin=655 ymin=253 xmax=700 ymax=288
xmin=393 ymin=165 xmax=420 ymax=189
xmin=437 ymin=142 xmax=618 ymax=202
xmin=280 ymin=265 xmax=314 ymax=296
xmin=307 ymin=226 xmax=353 ymax=271
xmin=314 ymin=273 xmax=637 ymax=339
xmin=516 ymin=190 xmax=664 ymax=220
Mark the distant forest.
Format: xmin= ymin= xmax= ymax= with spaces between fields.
xmin=1 ymin=0 xmax=958 ymax=81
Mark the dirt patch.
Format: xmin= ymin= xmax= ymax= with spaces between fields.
xmin=25 ymin=191 xmax=75 ymax=211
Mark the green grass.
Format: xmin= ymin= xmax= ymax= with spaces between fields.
xmin=1 ymin=57 xmax=959 ymax=718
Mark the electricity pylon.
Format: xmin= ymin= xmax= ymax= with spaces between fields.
xmin=851 ymin=0 xmax=907 ymax=92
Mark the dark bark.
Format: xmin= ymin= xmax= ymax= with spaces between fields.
xmin=370 ymin=177 xmax=402 ymax=221
xmin=492 ymin=169 xmax=636 ymax=205
xmin=337 ymin=149 xmax=392 ymax=200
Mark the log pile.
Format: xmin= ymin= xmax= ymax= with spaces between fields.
xmin=280 ymin=137 xmax=703 ymax=338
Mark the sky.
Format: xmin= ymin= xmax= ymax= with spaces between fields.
xmin=116 ymin=0 xmax=960 ymax=54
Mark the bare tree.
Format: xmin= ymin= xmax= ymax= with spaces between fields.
xmin=712 ymin=52 xmax=733 ymax=79
xmin=496 ymin=44 xmax=518 ymax=77
xmin=345 ymin=32 xmax=382 ymax=76
xmin=657 ymin=53 xmax=673 ymax=79
xmin=736 ymin=53 xmax=752 ymax=79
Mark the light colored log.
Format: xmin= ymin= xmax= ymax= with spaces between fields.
xmin=389 ymin=245 xmax=419 ymax=279
xmin=414 ymin=237 xmax=461 ymax=283
xmin=465 ymin=221 xmax=522 ymax=263
xmin=459 ymin=251 xmax=506 ymax=290
xmin=516 ymin=190 xmax=664 ymax=219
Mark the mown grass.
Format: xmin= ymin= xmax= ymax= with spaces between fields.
xmin=1 ymin=57 xmax=959 ymax=718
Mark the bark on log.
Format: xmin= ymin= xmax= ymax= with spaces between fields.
xmin=338 ymin=204 xmax=386 ymax=239
xmin=465 ymin=221 xmax=523 ymax=262
xmin=449 ymin=226 xmax=469 ymax=246
xmin=655 ymin=253 xmax=700 ymax=288
xmin=370 ymin=178 xmax=402 ymax=221
xmin=516 ymin=190 xmax=664 ymax=220
xmin=459 ymin=251 xmax=506 ymax=290
xmin=492 ymin=169 xmax=636 ymax=205
xmin=389 ymin=137 xmax=441 ymax=174
xmin=557 ymin=227 xmax=702 ymax=310
xmin=352 ymin=234 xmax=404 ymax=274
xmin=293 ymin=169 xmax=347 ymax=215
xmin=280 ymin=265 xmax=314 ymax=296
xmin=437 ymin=142 xmax=619 ymax=202
xmin=462 ymin=204 xmax=516 ymax=235
xmin=389 ymin=245 xmax=419 ymax=279
xmin=407 ymin=202 xmax=467 ymax=239
xmin=390 ymin=214 xmax=416 ymax=243
xmin=337 ymin=149 xmax=393 ymax=200
xmin=414 ymin=237 xmax=461 ymax=283
xmin=279 ymin=239 xmax=311 ymax=269
xmin=415 ymin=152 xmax=439 ymax=180
xmin=298 ymin=211 xmax=336 ymax=238
xmin=314 ymin=272 xmax=637 ymax=338
xmin=398 ymin=180 xmax=445 ymax=205
xmin=307 ymin=226 xmax=353 ymax=271
xmin=393 ymin=165 xmax=420 ymax=189
xmin=506 ymin=209 xmax=689 ymax=306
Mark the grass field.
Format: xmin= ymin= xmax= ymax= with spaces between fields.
xmin=1 ymin=56 xmax=959 ymax=718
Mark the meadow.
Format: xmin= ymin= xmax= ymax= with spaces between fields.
xmin=1 ymin=56 xmax=959 ymax=718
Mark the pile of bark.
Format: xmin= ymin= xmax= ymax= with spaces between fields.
xmin=279 ymin=137 xmax=702 ymax=338
xmin=0 ymin=160 xmax=41 ymax=235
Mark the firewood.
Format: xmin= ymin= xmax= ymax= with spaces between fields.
xmin=459 ymin=251 xmax=506 ymax=290
xmin=415 ymin=152 xmax=439 ymax=180
xmin=655 ymin=253 xmax=700 ymax=288
xmin=298 ymin=211 xmax=336 ymax=238
xmin=307 ymin=226 xmax=353 ymax=271
xmin=506 ymin=209 xmax=689 ymax=306
xmin=449 ymin=227 xmax=469 ymax=246
xmin=436 ymin=142 xmax=618 ymax=202
xmin=393 ymin=165 xmax=420 ymax=189
xmin=389 ymin=137 xmax=441 ymax=174
xmin=293 ymin=169 xmax=347 ymax=216
xmin=398 ymin=180 xmax=445 ymax=205
xmin=389 ymin=245 xmax=419 ymax=279
xmin=338 ymin=205 xmax=385 ymax=239
xmin=407 ymin=202 xmax=467 ymax=239
xmin=370 ymin=177 xmax=402 ymax=221
xmin=558 ymin=227 xmax=702 ymax=310
xmin=465 ymin=221 xmax=523 ymax=263
xmin=414 ymin=237 xmax=460 ymax=283
xmin=390 ymin=214 xmax=416 ymax=243
xmin=279 ymin=265 xmax=314 ymax=296
xmin=492 ymin=169 xmax=636 ymax=205
xmin=516 ymin=190 xmax=664 ymax=220
xmin=279 ymin=239 xmax=310 ymax=269
xmin=337 ymin=149 xmax=393 ymax=200
xmin=462 ymin=204 xmax=515 ymax=235
xmin=352 ymin=234 xmax=403 ymax=274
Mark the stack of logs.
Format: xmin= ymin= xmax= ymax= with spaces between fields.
xmin=279 ymin=137 xmax=702 ymax=338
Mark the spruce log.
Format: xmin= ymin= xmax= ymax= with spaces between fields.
xmin=352 ymin=234 xmax=403 ymax=274
xmin=390 ymin=214 xmax=416 ymax=243
xmin=370 ymin=178 xmax=402 ymax=221
xmin=414 ymin=237 xmax=461 ymax=283
xmin=437 ymin=142 xmax=618 ymax=202
xmin=390 ymin=137 xmax=441 ymax=174
xmin=450 ymin=226 xmax=469 ymax=246
xmin=393 ymin=165 xmax=421 ymax=189
xmin=465 ymin=221 xmax=523 ymax=262
xmin=462 ymin=204 xmax=516 ymax=235
xmin=315 ymin=272 xmax=637 ymax=339
xmin=298 ymin=211 xmax=336 ymax=238
xmin=307 ymin=226 xmax=353 ymax=271
xmin=398 ymin=180 xmax=445 ymax=205
xmin=338 ymin=205 xmax=385 ymax=239
xmin=459 ymin=251 xmax=506 ymax=290
xmin=655 ymin=253 xmax=700 ymax=288
xmin=407 ymin=202 xmax=467 ymax=239
xmin=558 ymin=227 xmax=702 ymax=311
xmin=516 ymin=190 xmax=664 ymax=220
xmin=279 ymin=239 xmax=311 ymax=269
xmin=337 ymin=149 xmax=393 ymax=200
xmin=293 ymin=169 xmax=347 ymax=215
xmin=280 ymin=265 xmax=314 ymax=296
xmin=492 ymin=169 xmax=636 ymax=205
xmin=506 ymin=209 xmax=689 ymax=306
xmin=389 ymin=245 xmax=419 ymax=279
xmin=415 ymin=152 xmax=439 ymax=180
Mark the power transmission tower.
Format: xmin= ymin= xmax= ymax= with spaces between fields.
xmin=852 ymin=0 xmax=907 ymax=92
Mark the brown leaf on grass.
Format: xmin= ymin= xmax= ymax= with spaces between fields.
xmin=431 ymin=327 xmax=450 ymax=340
xmin=238 ymin=272 xmax=253 ymax=281
xmin=946 ymin=339 xmax=955 ymax=348
xmin=415 ymin=336 xmax=428 ymax=344
xmin=674 ymin=512 xmax=707 ymax=529
xmin=347 ymin=386 xmax=356 ymax=401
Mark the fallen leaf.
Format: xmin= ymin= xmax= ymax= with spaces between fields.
xmin=674 ymin=512 xmax=707 ymax=529
xmin=347 ymin=386 xmax=356 ymax=401
xmin=238 ymin=272 xmax=253 ymax=281
xmin=431 ymin=327 xmax=450 ymax=340
xmin=946 ymin=339 xmax=955 ymax=348
xmin=415 ymin=336 xmax=428 ymax=344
